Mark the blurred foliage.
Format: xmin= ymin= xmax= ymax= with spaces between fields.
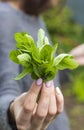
xmin=43 ymin=6 xmax=84 ymax=53
xmin=72 ymin=67 xmax=84 ymax=103
xmin=42 ymin=6 xmax=84 ymax=103
xmin=72 ymin=69 xmax=84 ymax=103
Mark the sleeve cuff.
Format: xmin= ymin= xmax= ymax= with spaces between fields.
xmin=7 ymin=100 xmax=18 ymax=130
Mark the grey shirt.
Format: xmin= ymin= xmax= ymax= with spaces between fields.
xmin=0 ymin=2 xmax=70 ymax=130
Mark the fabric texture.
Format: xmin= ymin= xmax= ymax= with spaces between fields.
xmin=0 ymin=2 xmax=70 ymax=130
xmin=7 ymin=100 xmax=17 ymax=130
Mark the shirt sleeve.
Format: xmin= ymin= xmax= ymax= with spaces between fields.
xmin=0 ymin=11 xmax=23 ymax=130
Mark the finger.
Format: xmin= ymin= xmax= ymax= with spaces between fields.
xmin=42 ymin=82 xmax=57 ymax=130
xmin=70 ymin=44 xmax=84 ymax=57
xmin=48 ymin=82 xmax=57 ymax=117
xmin=55 ymin=87 xmax=64 ymax=114
xmin=17 ymin=78 xmax=43 ymax=127
xmin=33 ymin=103 xmax=38 ymax=115
xmin=24 ymin=78 xmax=43 ymax=111
xmin=31 ymin=81 xmax=53 ymax=129
xmin=75 ymin=57 xmax=84 ymax=65
xmin=42 ymin=92 xmax=57 ymax=129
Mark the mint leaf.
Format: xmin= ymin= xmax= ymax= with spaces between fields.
xmin=17 ymin=53 xmax=31 ymax=67
xmin=9 ymin=50 xmax=21 ymax=64
xmin=31 ymin=71 xmax=39 ymax=80
xmin=40 ymin=45 xmax=52 ymax=62
xmin=44 ymin=36 xmax=50 ymax=45
xmin=51 ymin=44 xmax=58 ymax=60
xmin=37 ymin=28 xmax=45 ymax=48
xmin=44 ymin=66 xmax=57 ymax=81
xmin=14 ymin=33 xmax=27 ymax=43
xmin=54 ymin=54 xmax=79 ymax=70
xmin=37 ymin=29 xmax=50 ymax=50
xmin=9 ymin=29 xmax=79 ymax=81
xmin=32 ymin=46 xmax=41 ymax=63
xmin=16 ymin=34 xmax=35 ymax=53
xmin=14 ymin=68 xmax=30 ymax=80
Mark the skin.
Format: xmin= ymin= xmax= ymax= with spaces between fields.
xmin=70 ymin=44 xmax=84 ymax=66
xmin=10 ymin=80 xmax=64 ymax=130
xmin=3 ymin=0 xmax=64 ymax=130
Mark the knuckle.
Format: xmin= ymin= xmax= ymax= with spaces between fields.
xmin=17 ymin=125 xmax=26 ymax=130
xmin=57 ymin=107 xmax=63 ymax=113
xmin=23 ymin=92 xmax=37 ymax=112
xmin=42 ymin=91 xmax=49 ymax=98
xmin=23 ymin=104 xmax=33 ymax=113
xmin=30 ymin=89 xmax=37 ymax=98
xmin=41 ymin=102 xmax=48 ymax=110
xmin=36 ymin=112 xmax=47 ymax=120
xmin=48 ymin=110 xmax=57 ymax=117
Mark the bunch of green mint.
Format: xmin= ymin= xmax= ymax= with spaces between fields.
xmin=9 ymin=28 xmax=79 ymax=81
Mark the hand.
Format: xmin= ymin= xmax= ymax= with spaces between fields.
xmin=70 ymin=44 xmax=84 ymax=66
xmin=10 ymin=79 xmax=64 ymax=130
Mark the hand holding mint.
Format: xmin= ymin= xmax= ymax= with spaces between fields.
xmin=9 ymin=29 xmax=79 ymax=81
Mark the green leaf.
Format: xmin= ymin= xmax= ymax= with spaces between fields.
xmin=9 ymin=29 xmax=79 ymax=82
xmin=14 ymin=33 xmax=27 ymax=43
xmin=43 ymin=64 xmax=57 ymax=81
xmin=54 ymin=54 xmax=69 ymax=66
xmin=40 ymin=45 xmax=52 ymax=62
xmin=37 ymin=28 xmax=45 ymax=48
xmin=32 ymin=46 xmax=41 ymax=63
xmin=31 ymin=71 xmax=39 ymax=80
xmin=37 ymin=29 xmax=50 ymax=50
xmin=15 ymin=32 xmax=34 ymax=44
xmin=14 ymin=68 xmax=30 ymax=80
xmin=9 ymin=50 xmax=21 ymax=64
xmin=16 ymin=43 xmax=31 ymax=52
xmin=44 ymin=67 xmax=57 ymax=81
xmin=15 ymin=32 xmax=35 ymax=53
xmin=33 ymin=64 xmax=41 ymax=77
xmin=21 ymin=32 xmax=29 ymax=36
xmin=44 ymin=36 xmax=50 ymax=45
xmin=54 ymin=54 xmax=79 ymax=70
xmin=44 ymin=70 xmax=57 ymax=81
xmin=51 ymin=43 xmax=58 ymax=60
xmin=16 ymin=35 xmax=35 ymax=52
xmin=24 ymin=34 xmax=35 ymax=45
xmin=17 ymin=53 xmax=31 ymax=67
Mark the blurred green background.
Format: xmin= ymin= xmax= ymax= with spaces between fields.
xmin=43 ymin=5 xmax=84 ymax=130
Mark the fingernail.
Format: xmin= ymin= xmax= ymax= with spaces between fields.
xmin=46 ymin=81 xmax=51 ymax=87
xmin=56 ymin=87 xmax=61 ymax=95
xmin=36 ymin=78 xmax=42 ymax=86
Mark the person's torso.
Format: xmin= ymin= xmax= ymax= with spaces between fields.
xmin=0 ymin=2 xmax=59 ymax=92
